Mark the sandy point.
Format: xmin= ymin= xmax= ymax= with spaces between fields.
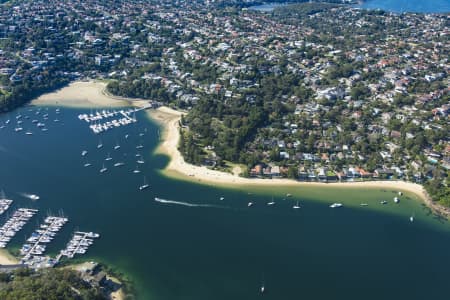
xmin=32 ymin=81 xmax=128 ymax=108
xmin=29 ymin=81 xmax=449 ymax=218
xmin=147 ymin=107 xmax=449 ymax=218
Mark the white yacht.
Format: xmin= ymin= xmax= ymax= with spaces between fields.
xmin=267 ymin=201 xmax=275 ymax=206
xmin=100 ymin=164 xmax=107 ymax=173
xmin=105 ymin=153 xmax=112 ymax=161
xmin=25 ymin=131 xmax=33 ymax=135
xmin=133 ymin=166 xmax=141 ymax=174
xmin=330 ymin=203 xmax=343 ymax=208
xmin=114 ymin=162 xmax=125 ymax=167
xmin=293 ymin=201 xmax=300 ymax=209
xmin=114 ymin=142 xmax=120 ymax=150
xmin=248 ymin=202 xmax=253 ymax=207
xmin=29 ymin=194 xmax=40 ymax=201
xmin=394 ymin=197 xmax=399 ymax=203
xmin=81 ymin=150 xmax=88 ymax=156
xmin=220 ymin=197 xmax=225 ymax=201
xmin=139 ymin=177 xmax=150 ymax=190
xmin=137 ymin=159 xmax=145 ymax=164
xmin=97 ymin=140 xmax=103 ymax=149
xmin=83 ymin=162 xmax=91 ymax=167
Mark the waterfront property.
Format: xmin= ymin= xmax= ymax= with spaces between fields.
xmin=1 ymin=106 xmax=450 ymax=300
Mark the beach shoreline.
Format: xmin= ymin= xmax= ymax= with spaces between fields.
xmin=148 ymin=106 xmax=450 ymax=218
xmin=32 ymin=80 xmax=129 ymax=108
xmin=0 ymin=249 xmax=19 ymax=265
xmin=28 ymin=80 xmax=449 ymax=218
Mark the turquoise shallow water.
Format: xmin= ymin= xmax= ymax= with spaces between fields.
xmin=1 ymin=105 xmax=450 ymax=299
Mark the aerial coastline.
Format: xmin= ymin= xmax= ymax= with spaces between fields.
xmin=0 ymin=0 xmax=449 ymax=298
xmin=26 ymin=80 xmax=450 ymax=219
xmin=149 ymin=103 xmax=450 ymax=218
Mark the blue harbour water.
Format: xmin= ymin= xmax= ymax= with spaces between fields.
xmin=358 ymin=0 xmax=450 ymax=13
xmin=1 ymin=105 xmax=450 ymax=300
xmin=249 ymin=0 xmax=450 ymax=13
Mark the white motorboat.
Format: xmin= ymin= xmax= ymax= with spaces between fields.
xmin=29 ymin=194 xmax=40 ymax=201
xmin=139 ymin=177 xmax=150 ymax=190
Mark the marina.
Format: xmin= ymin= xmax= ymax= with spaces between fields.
xmin=0 ymin=191 xmax=13 ymax=215
xmin=21 ymin=216 xmax=68 ymax=258
xmin=1 ymin=106 xmax=450 ymax=299
xmin=0 ymin=208 xmax=38 ymax=248
xmin=58 ymin=231 xmax=100 ymax=259
xmin=78 ymin=108 xmax=152 ymax=134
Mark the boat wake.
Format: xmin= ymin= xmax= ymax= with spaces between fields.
xmin=154 ymin=197 xmax=227 ymax=209
xmin=20 ymin=193 xmax=40 ymax=201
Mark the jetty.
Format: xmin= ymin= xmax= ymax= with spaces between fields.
xmin=0 ymin=208 xmax=38 ymax=248
xmin=58 ymin=231 xmax=100 ymax=260
xmin=0 ymin=198 xmax=13 ymax=215
xmin=78 ymin=107 xmax=152 ymax=134
xmin=20 ymin=216 xmax=68 ymax=267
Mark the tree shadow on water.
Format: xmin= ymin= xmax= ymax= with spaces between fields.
xmin=151 ymin=154 xmax=170 ymax=170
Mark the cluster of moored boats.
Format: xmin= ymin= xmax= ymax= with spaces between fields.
xmin=0 ymin=198 xmax=13 ymax=215
xmin=78 ymin=109 xmax=139 ymax=134
xmin=80 ymin=127 xmax=151 ymax=190
xmin=0 ymin=107 xmax=61 ymax=135
xmin=216 ymin=192 xmax=413 ymax=221
xmin=21 ymin=216 xmax=68 ymax=258
xmin=59 ymin=231 xmax=100 ymax=259
xmin=0 ymin=208 xmax=38 ymax=248
xmin=0 ymin=189 xmax=100 ymax=267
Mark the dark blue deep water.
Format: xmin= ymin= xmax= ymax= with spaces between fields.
xmin=1 ymin=105 xmax=450 ymax=300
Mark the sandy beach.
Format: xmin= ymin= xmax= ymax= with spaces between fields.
xmin=0 ymin=249 xmax=19 ymax=265
xmin=32 ymin=81 xmax=128 ymax=108
xmin=29 ymin=79 xmax=448 ymax=217
xmin=149 ymin=107 xmax=450 ymax=218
